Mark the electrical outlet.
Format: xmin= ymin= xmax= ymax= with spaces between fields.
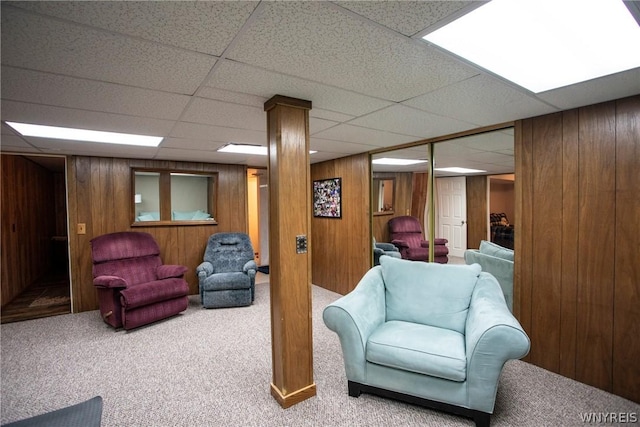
xmin=77 ymin=223 xmax=86 ymax=235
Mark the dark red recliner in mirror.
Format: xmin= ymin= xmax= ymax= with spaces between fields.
xmin=90 ymin=231 xmax=189 ymax=330
xmin=388 ymin=216 xmax=449 ymax=264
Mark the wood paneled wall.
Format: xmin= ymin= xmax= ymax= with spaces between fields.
xmin=311 ymin=154 xmax=370 ymax=295
xmin=466 ymin=175 xmax=487 ymax=249
xmin=515 ymin=95 xmax=640 ymax=403
xmin=1 ymin=155 xmax=57 ymax=306
xmin=372 ymin=172 xmax=414 ymax=243
xmin=66 ymin=156 xmax=248 ymax=312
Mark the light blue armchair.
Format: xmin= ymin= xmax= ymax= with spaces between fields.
xmin=196 ymin=233 xmax=257 ymax=308
xmin=464 ymin=240 xmax=514 ymax=312
xmin=323 ymin=256 xmax=530 ymax=427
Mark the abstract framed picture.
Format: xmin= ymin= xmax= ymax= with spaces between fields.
xmin=313 ymin=177 xmax=342 ymax=218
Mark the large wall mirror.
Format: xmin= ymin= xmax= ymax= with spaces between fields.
xmin=371 ymin=126 xmax=514 ymax=261
xmin=132 ymin=169 xmax=218 ymax=225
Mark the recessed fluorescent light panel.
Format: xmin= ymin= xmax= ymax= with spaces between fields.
xmin=218 ymin=143 xmax=268 ymax=155
xmin=372 ymin=158 xmax=428 ymax=166
xmin=218 ymin=143 xmax=317 ymax=155
xmin=5 ymin=121 xmax=162 ymax=147
xmin=435 ymin=167 xmax=486 ymax=174
xmin=423 ymin=0 xmax=640 ymax=93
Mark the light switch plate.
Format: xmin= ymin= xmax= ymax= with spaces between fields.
xmin=296 ymin=235 xmax=307 ymax=254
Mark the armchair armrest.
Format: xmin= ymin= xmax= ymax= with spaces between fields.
xmin=156 ymin=264 xmax=188 ymax=279
xmin=93 ymin=275 xmax=128 ymax=289
xmin=464 ymin=272 xmax=530 ymax=412
xmin=323 ymin=267 xmax=386 ymax=382
xmin=390 ymin=239 xmax=408 ymax=249
xmin=243 ymin=260 xmax=257 ymax=279
xmin=375 ymin=242 xmax=398 ymax=252
xmin=196 ymin=261 xmax=213 ymax=279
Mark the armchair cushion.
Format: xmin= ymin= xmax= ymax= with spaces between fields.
xmin=200 ymin=271 xmax=251 ymax=291
xmin=120 ymin=278 xmax=189 ymax=310
xmin=366 ymin=320 xmax=466 ymax=382
xmin=380 ymin=256 xmax=480 ymax=334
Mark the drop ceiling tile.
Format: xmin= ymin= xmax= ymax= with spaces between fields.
xmin=156 ymin=147 xmax=268 ymax=167
xmin=0 ymin=134 xmax=39 ymax=152
xmin=333 ymin=1 xmax=472 ymax=36
xmin=159 ymin=137 xmax=225 ymax=152
xmin=196 ymin=87 xmax=267 ymax=109
xmin=404 ymin=74 xmax=559 ymax=126
xmin=446 ymin=131 xmax=514 ymax=152
xmin=181 ymin=98 xmax=265 ymax=132
xmin=536 ymin=68 xmax=640 ymax=110
xmin=1 ymin=67 xmax=191 ymax=121
xmin=8 ymin=1 xmax=259 ymax=55
xmin=310 ymin=137 xmax=378 ymax=155
xmin=349 ymin=104 xmax=475 ymax=138
xmin=206 ymin=60 xmax=393 ymax=116
xmin=1 ymin=7 xmax=216 ymax=94
xmin=310 ymin=118 xmax=339 ymax=135
xmin=1 ymin=101 xmax=176 ymax=137
xmin=226 ymin=1 xmax=477 ymax=101
xmin=313 ymin=124 xmax=416 ymax=148
xmin=170 ymin=122 xmax=266 ymax=146
xmin=310 ymin=109 xmax=355 ymax=123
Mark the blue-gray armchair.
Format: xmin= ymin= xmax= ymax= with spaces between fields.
xmin=323 ymin=256 xmax=530 ymax=427
xmin=373 ymin=237 xmax=401 ymax=266
xmin=196 ymin=233 xmax=257 ymax=308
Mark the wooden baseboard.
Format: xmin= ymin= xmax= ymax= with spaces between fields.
xmin=270 ymin=382 xmax=316 ymax=408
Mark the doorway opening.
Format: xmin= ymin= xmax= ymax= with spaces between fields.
xmin=247 ymin=168 xmax=269 ymax=273
xmin=1 ymin=154 xmax=71 ymax=324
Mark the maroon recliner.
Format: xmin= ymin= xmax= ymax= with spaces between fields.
xmin=90 ymin=231 xmax=189 ymax=330
xmin=388 ymin=216 xmax=449 ymax=264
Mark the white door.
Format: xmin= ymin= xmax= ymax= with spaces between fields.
xmin=437 ymin=177 xmax=467 ymax=258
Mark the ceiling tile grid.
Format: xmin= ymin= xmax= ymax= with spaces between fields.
xmin=403 ymin=74 xmax=560 ymax=125
xmin=204 ymin=60 xmax=394 ymax=117
xmin=5 ymin=1 xmax=259 ymax=56
xmin=1 ymin=66 xmax=191 ymax=121
xmin=332 ymin=0 xmax=473 ymax=37
xmin=225 ymin=1 xmax=479 ymax=102
xmin=1 ymin=6 xmax=217 ymax=95
xmin=1 ymin=1 xmax=639 ymax=173
xmin=1 ymin=100 xmax=175 ymax=138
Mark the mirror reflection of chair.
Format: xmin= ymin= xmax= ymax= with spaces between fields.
xmin=196 ymin=233 xmax=257 ymax=308
xmin=388 ymin=215 xmax=449 ymax=263
xmin=90 ymin=231 xmax=190 ymax=330
xmin=464 ymin=240 xmax=514 ymax=312
xmin=373 ymin=238 xmax=401 ymax=266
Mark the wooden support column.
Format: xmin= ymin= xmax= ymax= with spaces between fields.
xmin=264 ymin=95 xmax=315 ymax=408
